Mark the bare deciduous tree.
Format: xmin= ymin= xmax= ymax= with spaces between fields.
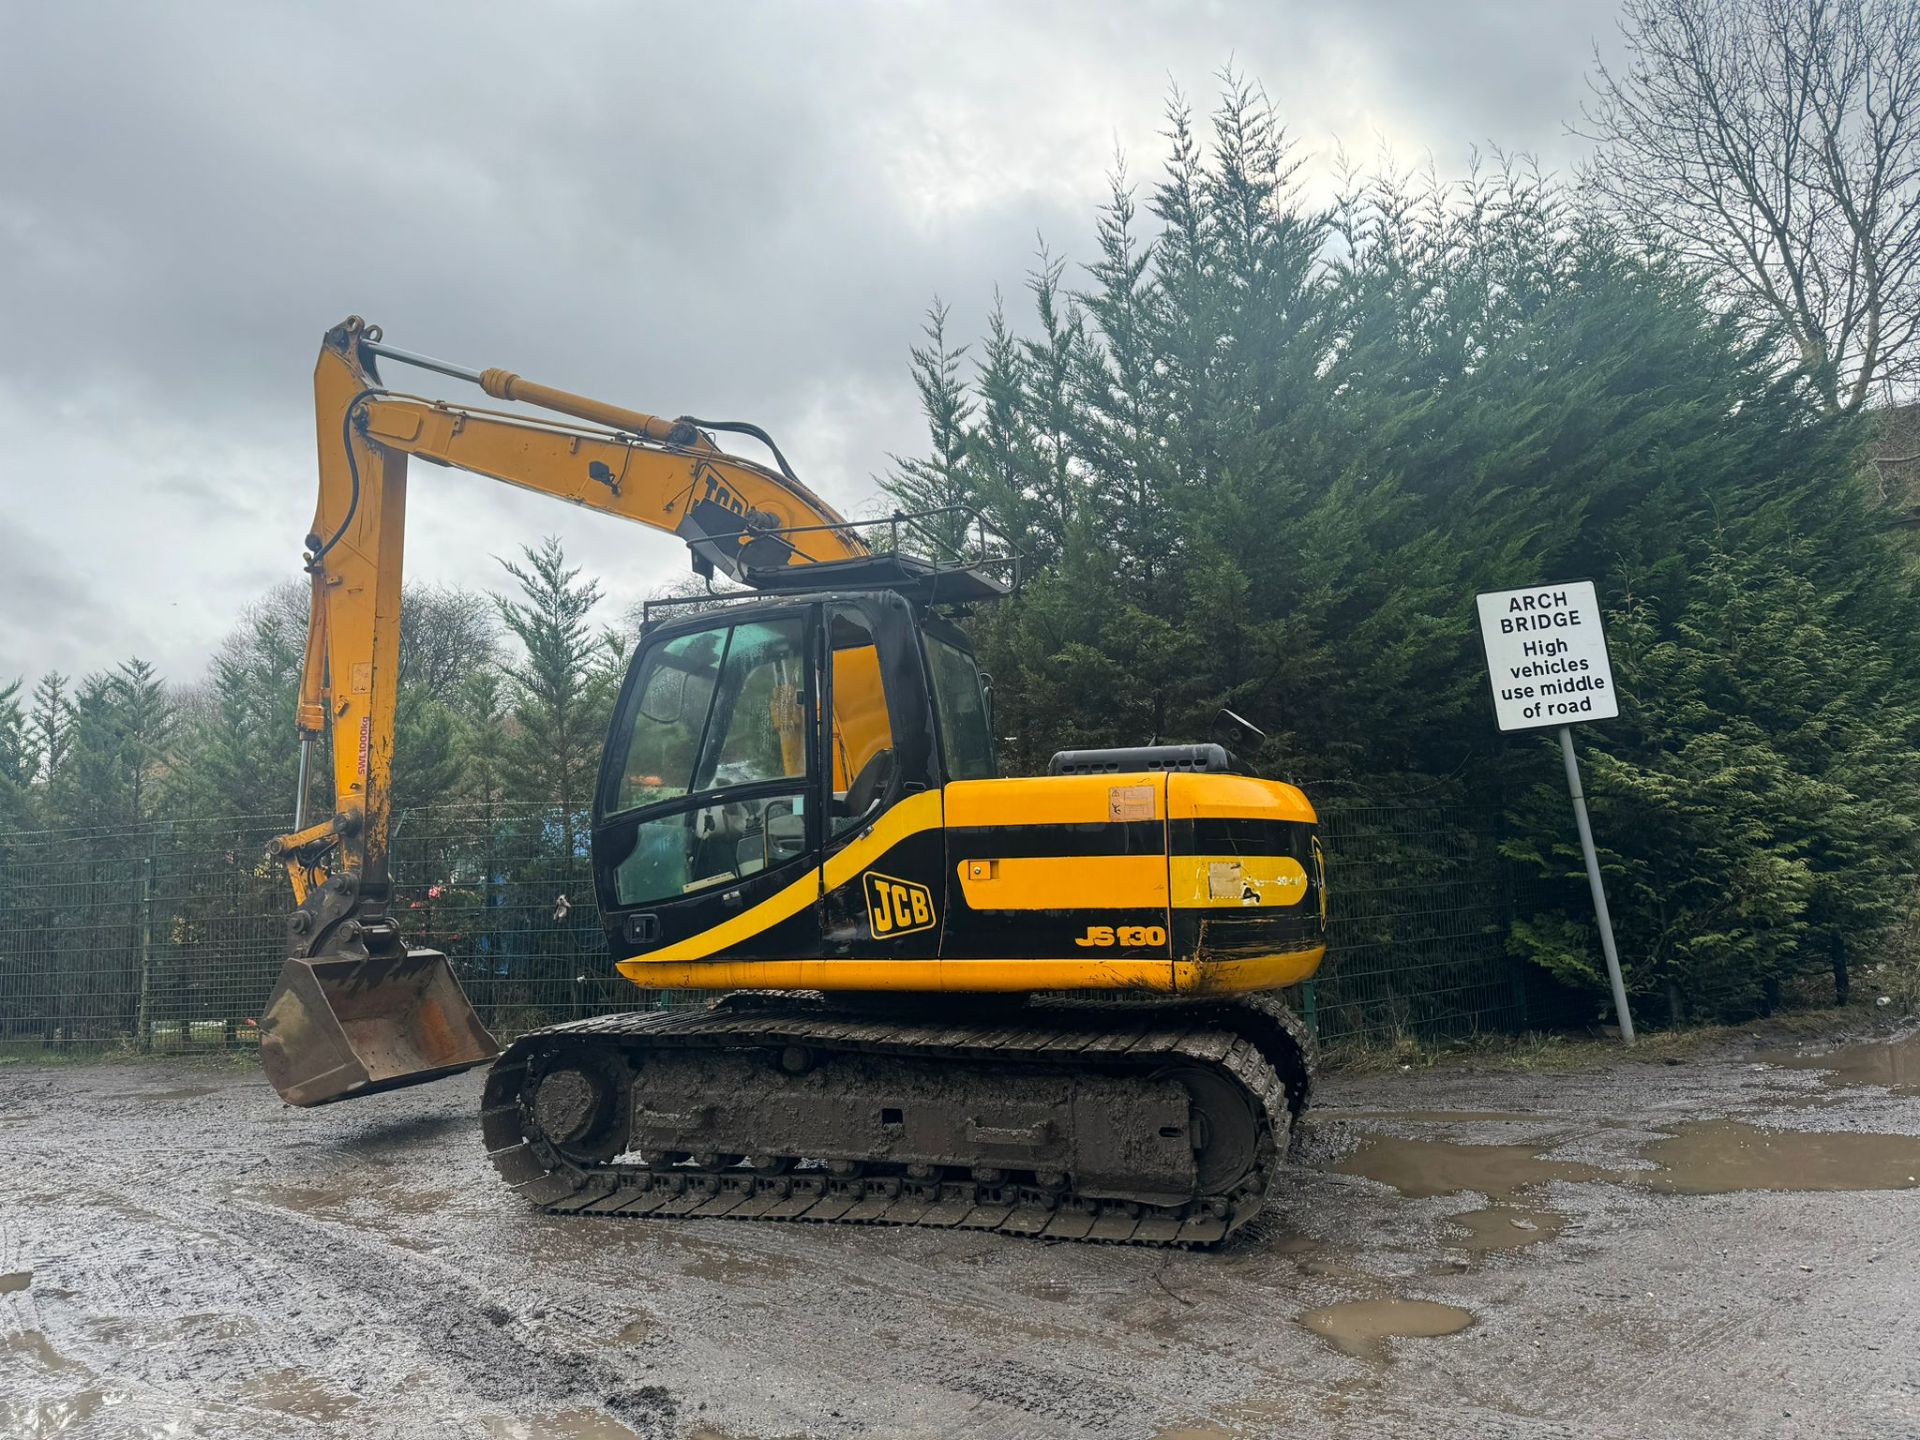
xmin=1582 ymin=0 xmax=1920 ymax=413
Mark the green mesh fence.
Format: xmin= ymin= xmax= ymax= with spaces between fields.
xmin=1308 ymin=799 xmax=1528 ymax=1043
xmin=0 ymin=794 xmax=1536 ymax=1056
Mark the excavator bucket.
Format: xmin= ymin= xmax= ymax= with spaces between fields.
xmin=259 ymin=949 xmax=499 ymax=1107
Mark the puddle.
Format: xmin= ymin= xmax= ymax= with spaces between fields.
xmin=249 ymin=1181 xmax=456 ymax=1219
xmin=1 ymin=1269 xmax=31 ymax=1294
xmin=250 ymin=1182 xmax=369 ymax=1219
xmin=0 ymin=1388 xmax=126 ymax=1436
xmin=1333 ymin=1134 xmax=1603 ymax=1200
xmin=1643 ymin=1120 xmax=1920 ymax=1194
xmin=5 ymin=1328 xmax=89 ymax=1374
xmin=1338 ymin=1120 xmax=1920 ymax=1202
xmin=376 ymin=1186 xmax=456 ymax=1216
xmin=612 ymin=1317 xmax=651 ymax=1345
xmin=1299 ymin=1298 xmax=1474 ymax=1359
xmin=0 ymin=1328 xmax=135 ymax=1437
xmin=107 ymin=1085 xmax=222 ymax=1102
xmin=240 ymin=1368 xmax=361 ymax=1422
xmin=1263 ymin=1230 xmax=1321 ymax=1256
xmin=1151 ymin=1393 xmax=1314 ymax=1438
xmin=85 ymin=1311 xmax=257 ymax=1347
xmin=1321 ymin=1109 xmax=1556 ymax=1125
xmin=674 ymin=1241 xmax=799 ymax=1284
xmin=1762 ymin=1032 xmax=1919 ymax=1095
xmin=1017 ymin=1277 xmax=1077 ymax=1302
xmin=1446 ymin=1206 xmax=1565 ymax=1252
xmin=485 ymin=1411 xmax=646 ymax=1439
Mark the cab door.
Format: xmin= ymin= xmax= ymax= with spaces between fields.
xmin=814 ymin=598 xmax=946 ymax=962
xmin=592 ymin=605 xmax=825 ymax=963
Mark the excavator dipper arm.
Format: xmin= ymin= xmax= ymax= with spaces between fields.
xmin=259 ymin=316 xmax=865 ymax=1106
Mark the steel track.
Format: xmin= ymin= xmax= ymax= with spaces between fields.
xmin=482 ymin=994 xmax=1314 ymax=1247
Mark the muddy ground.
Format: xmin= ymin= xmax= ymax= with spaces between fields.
xmin=2 ymin=1025 xmax=1917 ymax=1440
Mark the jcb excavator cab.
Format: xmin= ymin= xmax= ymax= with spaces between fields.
xmin=590 ymin=588 xmax=995 ymax=969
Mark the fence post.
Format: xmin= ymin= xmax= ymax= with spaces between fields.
xmin=136 ymin=849 xmax=154 ymax=1053
xmin=1494 ymin=805 xmax=1529 ymax=1032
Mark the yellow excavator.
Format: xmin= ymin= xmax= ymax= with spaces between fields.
xmin=260 ymin=316 xmax=1327 ymax=1244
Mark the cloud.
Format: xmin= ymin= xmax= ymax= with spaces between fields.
xmin=0 ymin=0 xmax=1621 ymax=685
xmin=0 ymin=516 xmax=122 ymax=677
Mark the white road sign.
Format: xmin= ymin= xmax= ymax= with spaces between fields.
xmin=1475 ymin=579 xmax=1618 ymax=732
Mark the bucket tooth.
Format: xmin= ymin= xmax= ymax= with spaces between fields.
xmin=259 ymin=948 xmax=498 ymax=1107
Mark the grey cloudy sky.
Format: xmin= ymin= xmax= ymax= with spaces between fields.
xmin=0 ymin=0 xmax=1620 ymax=687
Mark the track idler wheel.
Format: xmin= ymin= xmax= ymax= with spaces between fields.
xmin=1156 ymin=1064 xmax=1261 ymax=1196
xmin=529 ymin=1054 xmax=629 ymax=1165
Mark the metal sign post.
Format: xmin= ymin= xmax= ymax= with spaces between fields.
xmin=1475 ymin=580 xmax=1635 ymax=1045
xmin=1556 ymin=727 xmax=1635 ymax=1045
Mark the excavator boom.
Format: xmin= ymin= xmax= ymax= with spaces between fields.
xmin=261 ymin=317 xmax=872 ymax=1106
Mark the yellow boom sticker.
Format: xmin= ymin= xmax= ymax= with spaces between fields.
xmin=864 ymin=872 xmax=936 ymax=938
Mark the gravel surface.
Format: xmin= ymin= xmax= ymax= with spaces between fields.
xmin=2 ymin=1026 xmax=1916 ymax=1439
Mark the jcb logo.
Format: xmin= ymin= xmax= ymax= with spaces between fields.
xmin=697 ymin=463 xmax=747 ymax=517
xmin=864 ymin=872 xmax=935 ymax=938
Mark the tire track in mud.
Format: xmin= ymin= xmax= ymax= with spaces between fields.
xmin=1 ymin=1076 xmax=677 ymax=1439
xmin=580 ymin=1220 xmax=1298 ymax=1437
xmin=547 ymin=1227 xmax=1209 ymax=1438
xmin=185 ymin=1185 xmax=681 ymax=1434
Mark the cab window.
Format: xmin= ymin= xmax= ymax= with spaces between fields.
xmin=924 ymin=633 xmax=996 ymax=781
xmin=613 ymin=792 xmax=807 ymax=905
xmin=609 ymin=616 xmax=807 ymax=814
xmin=829 ymin=606 xmax=897 ymax=835
xmin=606 ymin=614 xmax=812 ymax=906
xmin=613 ymin=627 xmax=721 ymax=812
xmin=695 ymin=618 xmax=808 ymax=792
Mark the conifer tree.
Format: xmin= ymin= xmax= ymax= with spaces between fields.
xmin=494 ymin=536 xmax=610 ymax=819
xmin=964 ymin=293 xmax=1045 ymax=559
xmin=113 ymin=658 xmax=173 ymax=825
xmin=885 ymin=302 xmax=977 ymax=556
xmin=181 ymin=600 xmax=305 ymax=819
xmin=453 ymin=667 xmax=512 ymax=812
xmin=0 ymin=679 xmax=35 ymax=831
xmin=30 ymin=672 xmax=69 ymax=787
xmin=48 ymin=675 xmax=116 ymax=828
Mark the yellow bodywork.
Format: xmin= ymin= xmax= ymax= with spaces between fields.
xmin=612 ymin=953 xmax=1325 ymax=994
xmin=614 ymin=773 xmax=1326 ymax=996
